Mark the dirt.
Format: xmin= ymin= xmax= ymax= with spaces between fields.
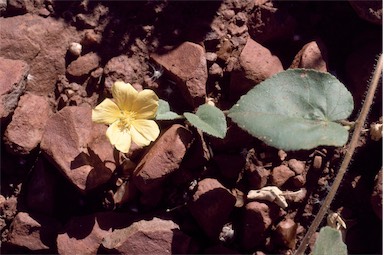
xmin=0 ymin=0 xmax=382 ymax=254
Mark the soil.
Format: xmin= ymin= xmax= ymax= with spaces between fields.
xmin=0 ymin=1 xmax=382 ymax=254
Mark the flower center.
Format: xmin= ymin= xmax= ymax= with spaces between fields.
xmin=118 ymin=111 xmax=136 ymax=131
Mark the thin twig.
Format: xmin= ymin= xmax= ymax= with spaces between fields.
xmin=294 ymin=54 xmax=383 ymax=255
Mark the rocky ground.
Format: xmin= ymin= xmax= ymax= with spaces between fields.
xmin=0 ymin=0 xmax=382 ymax=254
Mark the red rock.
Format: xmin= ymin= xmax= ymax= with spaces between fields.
xmin=102 ymin=217 xmax=193 ymax=254
xmin=209 ymin=63 xmax=224 ymax=77
xmin=0 ymin=197 xmax=18 ymax=221
xmin=40 ymin=106 xmax=117 ymax=193
xmin=290 ymin=40 xmax=329 ymax=72
xmin=241 ymin=201 xmax=280 ymax=250
xmin=371 ymin=169 xmax=382 ymax=220
xmin=292 ymin=175 xmax=306 ymax=188
xmin=0 ymin=0 xmax=6 ymax=15
xmin=7 ymin=212 xmax=60 ymax=252
xmin=349 ymin=1 xmax=382 ymax=25
xmin=4 ymin=93 xmax=52 ymax=154
xmin=271 ymin=165 xmax=295 ymax=187
xmin=151 ymin=42 xmax=207 ymax=108
xmin=288 ymin=159 xmax=306 ymax=175
xmin=57 ymin=212 xmax=131 ymax=255
xmin=188 ymin=178 xmax=236 ymax=240
xmin=103 ymin=55 xmax=144 ymax=92
xmin=0 ymin=14 xmax=81 ymax=94
xmin=271 ymin=218 xmax=298 ymax=249
xmin=0 ymin=57 xmax=29 ymax=120
xmin=67 ymin=52 xmax=100 ymax=78
xmin=133 ymin=124 xmax=193 ymax=206
xmin=313 ymin=155 xmax=323 ymax=170
xmin=245 ymin=164 xmax=270 ymax=190
xmin=229 ymin=38 xmax=283 ymax=101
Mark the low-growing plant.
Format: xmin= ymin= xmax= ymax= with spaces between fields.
xmin=92 ymin=54 xmax=382 ymax=254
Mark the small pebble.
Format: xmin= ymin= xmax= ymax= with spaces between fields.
xmin=278 ymin=150 xmax=287 ymax=161
xmin=205 ymin=52 xmax=218 ymax=62
xmin=209 ymin=63 xmax=223 ymax=76
xmin=313 ymin=155 xmax=322 ymax=170
xmin=68 ymin=42 xmax=82 ymax=57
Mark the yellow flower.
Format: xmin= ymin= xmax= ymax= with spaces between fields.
xmin=92 ymin=81 xmax=160 ymax=153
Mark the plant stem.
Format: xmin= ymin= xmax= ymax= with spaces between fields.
xmin=294 ymin=54 xmax=383 ymax=255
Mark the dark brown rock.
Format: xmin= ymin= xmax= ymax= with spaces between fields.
xmin=133 ymin=124 xmax=193 ymax=206
xmin=0 ymin=57 xmax=29 ymax=120
xmin=67 ymin=52 xmax=100 ymax=78
xmin=241 ymin=201 xmax=280 ymax=251
xmin=229 ymin=38 xmax=283 ymax=101
xmin=272 ymin=218 xmax=298 ymax=249
xmin=151 ymin=42 xmax=207 ymax=107
xmin=7 ymin=212 xmax=60 ymax=252
xmin=371 ymin=169 xmax=382 ymax=220
xmin=40 ymin=106 xmax=117 ymax=193
xmin=188 ymin=178 xmax=236 ymax=240
xmin=271 ymin=165 xmax=295 ymax=187
xmin=290 ymin=40 xmax=329 ymax=72
xmin=4 ymin=93 xmax=52 ymax=154
xmin=0 ymin=14 xmax=81 ymax=95
xmin=102 ymin=217 xmax=193 ymax=254
xmin=103 ymin=55 xmax=144 ymax=91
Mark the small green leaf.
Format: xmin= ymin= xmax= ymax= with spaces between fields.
xmin=184 ymin=104 xmax=227 ymax=138
xmin=156 ymin=99 xmax=182 ymax=120
xmin=228 ymin=69 xmax=354 ymax=151
xmin=313 ymin=226 xmax=348 ymax=255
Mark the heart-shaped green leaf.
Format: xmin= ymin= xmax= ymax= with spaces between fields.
xmin=228 ymin=69 xmax=354 ymax=150
xmin=155 ymin=99 xmax=182 ymax=120
xmin=313 ymin=227 xmax=348 ymax=255
xmin=184 ymin=104 xmax=227 ymax=138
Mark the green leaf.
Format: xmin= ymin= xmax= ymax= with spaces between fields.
xmin=155 ymin=99 xmax=182 ymax=120
xmin=184 ymin=104 xmax=227 ymax=138
xmin=228 ymin=69 xmax=354 ymax=151
xmin=313 ymin=226 xmax=348 ymax=255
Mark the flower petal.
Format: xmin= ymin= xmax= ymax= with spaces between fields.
xmin=130 ymin=119 xmax=160 ymax=146
xmin=106 ymin=121 xmax=132 ymax=153
xmin=132 ymin=89 xmax=159 ymax=119
xmin=92 ymin=98 xmax=121 ymax=124
xmin=112 ymin=81 xmax=138 ymax=111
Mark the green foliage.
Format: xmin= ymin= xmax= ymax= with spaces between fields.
xmin=228 ymin=69 xmax=354 ymax=151
xmin=184 ymin=104 xmax=227 ymax=138
xmin=155 ymin=99 xmax=182 ymax=120
xmin=312 ymin=226 xmax=347 ymax=255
